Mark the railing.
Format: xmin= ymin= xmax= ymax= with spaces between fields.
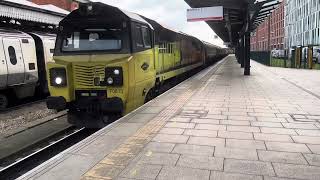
xmin=250 ymin=51 xmax=271 ymax=66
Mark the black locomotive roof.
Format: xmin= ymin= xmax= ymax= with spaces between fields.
xmin=60 ymin=2 xmax=152 ymax=29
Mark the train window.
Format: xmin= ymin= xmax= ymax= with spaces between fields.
xmin=62 ymin=28 xmax=123 ymax=52
xmin=8 ymin=46 xmax=17 ymax=65
xmin=135 ymin=25 xmax=144 ymax=48
xmin=22 ymin=39 xmax=29 ymax=43
xmin=141 ymin=26 xmax=151 ymax=48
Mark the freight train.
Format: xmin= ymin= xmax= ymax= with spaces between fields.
xmin=0 ymin=29 xmax=55 ymax=109
xmin=46 ymin=2 xmax=228 ymax=128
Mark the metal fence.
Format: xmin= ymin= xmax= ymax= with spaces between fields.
xmin=250 ymin=51 xmax=271 ymax=66
xmin=251 ymin=49 xmax=320 ymax=69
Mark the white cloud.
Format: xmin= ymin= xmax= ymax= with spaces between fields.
xmin=92 ymin=0 xmax=225 ymax=47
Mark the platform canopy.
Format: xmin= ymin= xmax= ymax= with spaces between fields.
xmin=184 ymin=0 xmax=281 ymax=46
xmin=0 ymin=0 xmax=68 ymax=26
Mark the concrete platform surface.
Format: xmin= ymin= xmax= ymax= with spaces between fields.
xmin=19 ymin=55 xmax=320 ymax=180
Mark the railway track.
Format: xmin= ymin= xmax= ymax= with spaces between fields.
xmin=0 ymin=127 xmax=97 ymax=180
xmin=0 ymin=98 xmax=46 ymax=114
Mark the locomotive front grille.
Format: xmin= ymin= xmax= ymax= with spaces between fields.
xmin=73 ymin=64 xmax=105 ymax=88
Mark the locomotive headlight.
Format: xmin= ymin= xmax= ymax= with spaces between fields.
xmin=55 ymin=77 xmax=63 ymax=85
xmin=50 ymin=68 xmax=67 ymax=87
xmin=107 ymin=77 xmax=114 ymax=85
xmin=104 ymin=67 xmax=123 ymax=86
xmin=114 ymin=69 xmax=120 ymax=75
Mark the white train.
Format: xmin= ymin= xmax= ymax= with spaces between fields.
xmin=0 ymin=29 xmax=55 ymax=109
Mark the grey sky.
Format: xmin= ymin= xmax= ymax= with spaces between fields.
xmin=93 ymin=0 xmax=225 ymax=47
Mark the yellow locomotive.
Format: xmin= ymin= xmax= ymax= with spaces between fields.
xmin=46 ymin=2 xmax=227 ymax=128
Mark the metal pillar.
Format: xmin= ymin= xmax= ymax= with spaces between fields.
xmin=244 ymin=9 xmax=251 ymax=76
xmin=241 ymin=36 xmax=245 ymax=68
xmin=236 ymin=43 xmax=240 ymax=64
xmin=244 ymin=31 xmax=251 ymax=75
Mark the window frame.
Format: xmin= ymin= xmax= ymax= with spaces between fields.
xmin=134 ymin=25 xmax=144 ymax=48
xmin=141 ymin=26 xmax=152 ymax=48
xmin=132 ymin=22 xmax=153 ymax=53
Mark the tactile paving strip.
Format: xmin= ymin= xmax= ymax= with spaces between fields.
xmin=82 ymin=60 xmax=227 ymax=180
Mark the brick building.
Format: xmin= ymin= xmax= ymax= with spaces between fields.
xmin=251 ymin=0 xmax=285 ymax=51
xmin=29 ymin=0 xmax=78 ymax=11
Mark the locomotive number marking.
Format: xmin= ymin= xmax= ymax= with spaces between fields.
xmin=108 ymin=89 xmax=124 ymax=94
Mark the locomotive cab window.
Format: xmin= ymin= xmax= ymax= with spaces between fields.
xmin=141 ymin=26 xmax=151 ymax=48
xmin=134 ymin=25 xmax=144 ymax=48
xmin=132 ymin=23 xmax=152 ymax=52
xmin=62 ymin=29 xmax=122 ymax=51
xmin=57 ymin=21 xmax=130 ymax=54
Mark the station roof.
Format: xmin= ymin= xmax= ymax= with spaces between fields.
xmin=0 ymin=0 xmax=69 ymax=26
xmin=184 ymin=0 xmax=281 ymax=46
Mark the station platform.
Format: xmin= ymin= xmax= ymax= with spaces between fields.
xmin=19 ymin=55 xmax=320 ymax=180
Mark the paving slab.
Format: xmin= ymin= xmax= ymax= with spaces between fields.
xmin=135 ymin=152 xmax=179 ymax=166
xmin=260 ymin=127 xmax=297 ymax=135
xmin=218 ymin=130 xmax=253 ymax=140
xmin=253 ymin=133 xmax=293 ymax=142
xmin=195 ymin=124 xmax=226 ymax=130
xmin=263 ymin=176 xmax=300 ymax=180
xmin=118 ymin=163 xmax=162 ymax=179
xmin=257 ymin=150 xmax=308 ymax=164
xmin=296 ymin=129 xmax=320 ymax=136
xmin=19 ymin=56 xmax=320 ymax=180
xmin=224 ymin=159 xmax=275 ymax=176
xmin=152 ymin=134 xmax=189 ymax=144
xmin=291 ymin=135 xmax=320 ymax=144
xmin=191 ymin=118 xmax=220 ymax=124
xmin=226 ymin=139 xmax=266 ymax=150
xmin=273 ymin=163 xmax=320 ymax=180
xmin=251 ymin=122 xmax=283 ymax=128
xmin=265 ymin=141 xmax=311 ymax=153
xmin=227 ymin=125 xmax=261 ymax=133
xmin=164 ymin=122 xmax=195 ymax=129
xmin=183 ymin=129 xmax=217 ymax=137
xmin=143 ymin=142 xmax=175 ymax=153
xmin=214 ymin=147 xmax=258 ymax=160
xmin=172 ymin=144 xmax=214 ymax=156
xmin=303 ymin=154 xmax=320 ymax=166
xmin=159 ymin=127 xmax=185 ymax=135
xmin=176 ymin=155 xmax=223 ymax=170
xmin=282 ymin=123 xmax=318 ymax=130
xmin=187 ymin=136 xmax=225 ymax=147
xmin=210 ymin=171 xmax=263 ymax=180
xmin=220 ymin=120 xmax=251 ymax=126
xmin=157 ymin=166 xmax=210 ymax=180
xmin=308 ymin=144 xmax=320 ymax=154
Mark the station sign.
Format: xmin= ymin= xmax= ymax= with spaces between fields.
xmin=187 ymin=6 xmax=224 ymax=22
